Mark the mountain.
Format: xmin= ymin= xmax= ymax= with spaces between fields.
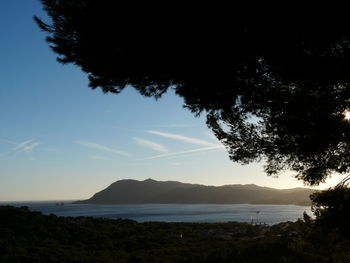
xmin=74 ymin=179 xmax=316 ymax=205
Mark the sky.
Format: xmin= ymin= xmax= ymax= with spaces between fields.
xmin=0 ymin=1 xmax=342 ymax=201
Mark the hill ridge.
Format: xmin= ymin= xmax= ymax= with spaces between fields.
xmin=74 ymin=179 xmax=315 ymax=205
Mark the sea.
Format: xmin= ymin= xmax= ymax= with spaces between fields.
xmin=0 ymin=201 xmax=312 ymax=225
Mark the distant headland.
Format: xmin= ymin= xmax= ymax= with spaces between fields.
xmin=74 ymin=179 xmax=315 ymax=205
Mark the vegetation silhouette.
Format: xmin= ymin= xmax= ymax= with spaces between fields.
xmin=32 ymin=1 xmax=350 ymax=260
xmin=1 ymin=205 xmax=349 ymax=262
xmin=34 ymin=1 xmax=350 ymax=185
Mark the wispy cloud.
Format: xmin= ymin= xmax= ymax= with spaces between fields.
xmin=147 ymin=130 xmax=218 ymax=147
xmin=142 ymin=145 xmax=224 ymax=160
xmin=13 ymin=139 xmax=35 ymax=151
xmin=153 ymin=124 xmax=192 ymax=128
xmin=75 ymin=141 xmax=130 ymax=157
xmin=134 ymin=137 xmax=168 ymax=153
xmin=89 ymin=155 xmax=113 ymax=161
xmin=153 ymin=152 xmax=207 ymax=161
xmin=0 ymin=138 xmax=40 ymax=157
xmin=203 ymin=131 xmax=219 ymax=141
xmin=19 ymin=142 xmax=40 ymax=153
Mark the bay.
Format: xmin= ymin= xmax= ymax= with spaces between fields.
xmin=1 ymin=201 xmax=312 ymax=225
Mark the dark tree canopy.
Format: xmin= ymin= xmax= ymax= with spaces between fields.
xmin=35 ymin=1 xmax=350 ymax=185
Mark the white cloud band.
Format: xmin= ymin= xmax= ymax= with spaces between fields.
xmin=147 ymin=130 xmax=218 ymax=147
xmin=142 ymin=145 xmax=225 ymax=160
xmin=75 ymin=141 xmax=130 ymax=157
xmin=134 ymin=137 xmax=168 ymax=153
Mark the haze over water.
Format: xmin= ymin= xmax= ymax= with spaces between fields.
xmin=2 ymin=201 xmax=312 ymax=225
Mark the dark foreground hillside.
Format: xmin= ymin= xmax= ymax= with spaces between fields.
xmin=0 ymin=206 xmax=348 ymax=262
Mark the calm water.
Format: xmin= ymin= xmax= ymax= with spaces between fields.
xmin=1 ymin=201 xmax=312 ymax=225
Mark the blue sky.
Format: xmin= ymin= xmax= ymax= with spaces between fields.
xmin=0 ymin=1 xmax=339 ymax=201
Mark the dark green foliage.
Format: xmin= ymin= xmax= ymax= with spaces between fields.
xmin=311 ymin=185 xmax=350 ymax=236
xmin=1 ymin=205 xmax=349 ymax=262
xmin=279 ymin=186 xmax=350 ymax=262
xmin=35 ymin=1 xmax=350 ymax=185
